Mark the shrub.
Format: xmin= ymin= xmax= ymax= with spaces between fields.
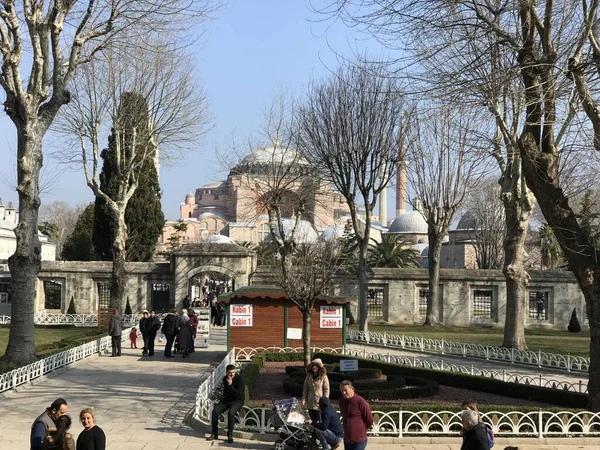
xmin=66 ymin=297 xmax=76 ymax=314
xmin=262 ymin=352 xmax=304 ymax=362
xmin=124 ymin=298 xmax=132 ymax=315
xmin=568 ymin=308 xmax=581 ymax=333
xmin=241 ymin=355 xmax=265 ymax=402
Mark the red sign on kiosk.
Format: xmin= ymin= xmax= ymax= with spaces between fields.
xmin=320 ymin=305 xmax=342 ymax=328
xmin=230 ymin=304 xmax=253 ymax=327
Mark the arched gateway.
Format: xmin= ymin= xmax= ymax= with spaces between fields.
xmin=25 ymin=242 xmax=256 ymax=314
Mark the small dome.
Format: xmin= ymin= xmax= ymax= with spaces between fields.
xmin=455 ymin=210 xmax=479 ymax=230
xmin=240 ymin=145 xmax=308 ymax=166
xmin=206 ymin=235 xmax=235 ymax=244
xmin=411 ymin=242 xmax=429 ymax=257
xmin=264 ymin=219 xmax=318 ymax=244
xmin=319 ymin=225 xmax=345 ymax=241
xmin=186 ymin=192 xmax=194 ymax=198
xmin=388 ymin=210 xmax=428 ymax=234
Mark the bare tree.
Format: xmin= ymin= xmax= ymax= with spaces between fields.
xmin=405 ymin=103 xmax=488 ymax=326
xmin=268 ymin=240 xmax=343 ymax=366
xmin=223 ymin=95 xmax=326 ymax=259
xmin=463 ymin=182 xmax=505 ymax=270
xmin=55 ymin=46 xmax=207 ymax=308
xmin=322 ymin=0 xmax=600 ymax=409
xmin=298 ymin=62 xmax=406 ymax=332
xmin=0 ymin=0 xmax=213 ymax=368
xmin=39 ymin=201 xmax=86 ymax=258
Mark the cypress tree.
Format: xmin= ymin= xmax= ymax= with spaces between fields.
xmin=62 ymin=203 xmax=97 ymax=261
xmin=92 ymin=92 xmax=165 ymax=262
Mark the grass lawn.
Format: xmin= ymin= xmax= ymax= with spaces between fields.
xmin=350 ymin=324 xmax=591 ymax=357
xmin=0 ymin=326 xmax=107 ymax=373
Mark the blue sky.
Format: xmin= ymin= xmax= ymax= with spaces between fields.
xmin=0 ymin=1 xmax=395 ymax=220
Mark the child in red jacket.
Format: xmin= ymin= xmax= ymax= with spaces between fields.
xmin=129 ymin=327 xmax=138 ymax=349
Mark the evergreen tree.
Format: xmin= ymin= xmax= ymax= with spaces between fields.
xmin=66 ymin=296 xmax=77 ymax=314
xmin=61 ymin=203 xmax=97 ymax=261
xmin=93 ymin=93 xmax=165 ymax=262
xmin=568 ymin=308 xmax=582 ymax=333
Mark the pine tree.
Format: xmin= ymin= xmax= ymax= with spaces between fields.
xmin=568 ymin=308 xmax=582 ymax=333
xmin=93 ymin=93 xmax=165 ymax=262
xmin=61 ymin=204 xmax=97 ymax=261
xmin=67 ymin=296 xmax=77 ymax=314
xmin=125 ymin=297 xmax=132 ymax=315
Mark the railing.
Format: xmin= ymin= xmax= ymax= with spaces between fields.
xmin=194 ymin=348 xmax=236 ymax=423
xmin=231 ymin=407 xmax=600 ymax=438
xmin=343 ymin=348 xmax=588 ymax=394
xmin=348 ymin=329 xmax=590 ymax=374
xmin=0 ymin=313 xmax=167 ymax=327
xmin=0 ymin=327 xmax=135 ymax=394
xmin=193 ymin=346 xmax=599 ymax=438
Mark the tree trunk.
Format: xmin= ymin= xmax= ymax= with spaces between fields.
xmin=357 ymin=214 xmax=372 ymax=332
xmin=1 ymin=125 xmax=43 ymax=367
xmin=424 ymin=231 xmax=443 ymax=326
xmin=302 ymin=308 xmax=312 ymax=367
xmin=500 ymin=170 xmax=532 ymax=350
xmin=519 ymin=131 xmax=600 ymax=410
xmin=110 ymin=209 xmax=128 ymax=309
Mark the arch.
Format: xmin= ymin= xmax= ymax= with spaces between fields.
xmin=184 ymin=264 xmax=238 ymax=282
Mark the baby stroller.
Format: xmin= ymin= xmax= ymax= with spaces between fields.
xmin=272 ymin=398 xmax=317 ymax=450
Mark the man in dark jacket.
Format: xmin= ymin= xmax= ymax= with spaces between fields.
xmin=139 ymin=311 xmax=151 ymax=355
xmin=147 ymin=310 xmax=161 ymax=356
xmin=161 ymin=309 xmax=179 ymax=358
xmin=312 ymin=396 xmax=343 ymax=450
xmin=108 ymin=308 xmax=123 ymax=357
xmin=207 ymin=364 xmax=245 ymax=444
xmin=30 ymin=398 xmax=68 ymax=450
xmin=460 ymin=409 xmax=490 ymax=450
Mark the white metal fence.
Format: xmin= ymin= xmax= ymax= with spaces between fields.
xmin=193 ymin=347 xmax=598 ymax=438
xmin=347 ymin=329 xmax=590 ymax=373
xmin=0 ymin=327 xmax=135 ymax=394
xmin=0 ymin=313 xmax=167 ymax=327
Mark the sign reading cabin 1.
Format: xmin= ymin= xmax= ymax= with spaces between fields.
xmin=217 ymin=285 xmax=354 ymax=355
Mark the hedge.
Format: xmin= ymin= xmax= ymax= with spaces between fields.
xmin=313 ymin=352 xmax=588 ymax=409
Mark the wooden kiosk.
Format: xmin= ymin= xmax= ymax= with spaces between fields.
xmin=217 ymin=286 xmax=352 ymax=354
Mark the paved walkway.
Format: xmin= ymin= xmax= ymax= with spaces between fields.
xmin=0 ymin=327 xmax=598 ymax=449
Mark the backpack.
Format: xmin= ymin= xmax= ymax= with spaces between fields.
xmin=484 ymin=423 xmax=494 ymax=448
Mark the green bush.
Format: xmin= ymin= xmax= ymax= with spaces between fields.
xmin=262 ymin=352 xmax=304 ymax=362
xmin=313 ymin=352 xmax=588 ymax=409
xmin=241 ymin=356 xmax=265 ymax=402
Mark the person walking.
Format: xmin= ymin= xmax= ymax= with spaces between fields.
xmin=76 ymin=408 xmax=106 ymax=450
xmin=161 ymin=309 xmax=179 ymax=358
xmin=31 ymin=398 xmax=69 ymax=450
xmin=312 ymin=397 xmax=343 ymax=450
xmin=139 ymin=311 xmax=151 ymax=356
xmin=147 ymin=310 xmax=161 ymax=356
xmin=108 ymin=309 xmax=122 ymax=357
xmin=302 ymin=358 xmax=330 ymax=424
xmin=178 ymin=309 xmax=193 ymax=358
xmin=42 ymin=415 xmax=75 ymax=450
xmin=339 ymin=380 xmax=373 ymax=450
xmin=188 ymin=309 xmax=198 ymax=352
xmin=207 ymin=364 xmax=245 ymax=443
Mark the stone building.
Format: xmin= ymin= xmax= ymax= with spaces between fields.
xmin=157 ymin=145 xmax=350 ymax=252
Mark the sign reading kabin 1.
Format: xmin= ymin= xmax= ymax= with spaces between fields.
xmin=230 ymin=304 xmax=253 ymax=327
xmin=320 ymin=305 xmax=343 ymax=328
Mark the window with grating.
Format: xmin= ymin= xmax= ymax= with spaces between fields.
xmin=43 ymin=280 xmax=62 ymax=309
xmin=0 ymin=282 xmax=9 ymax=304
xmin=419 ymin=288 xmax=428 ymax=317
xmin=473 ymin=289 xmax=493 ymax=318
xmin=97 ymin=282 xmax=111 ymax=309
xmin=528 ymin=290 xmax=549 ymax=320
xmin=367 ymin=287 xmax=384 ymax=317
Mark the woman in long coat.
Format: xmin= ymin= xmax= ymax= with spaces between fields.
xmin=178 ymin=309 xmax=193 ymax=358
xmin=302 ymin=358 xmax=330 ymax=424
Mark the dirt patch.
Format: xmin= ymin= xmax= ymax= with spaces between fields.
xmin=251 ymin=361 xmax=557 ymax=408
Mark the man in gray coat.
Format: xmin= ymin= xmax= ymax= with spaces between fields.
xmin=108 ymin=308 xmax=123 ymax=357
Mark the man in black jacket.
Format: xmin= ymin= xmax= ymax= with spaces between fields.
xmin=460 ymin=409 xmax=490 ymax=450
xmin=147 ymin=310 xmax=161 ymax=356
xmin=312 ymin=396 xmax=343 ymax=450
xmin=161 ymin=309 xmax=178 ymax=358
xmin=139 ymin=311 xmax=151 ymax=355
xmin=207 ymin=364 xmax=245 ymax=443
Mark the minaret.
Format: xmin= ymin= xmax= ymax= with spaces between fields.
xmin=379 ymin=185 xmax=387 ymax=226
xmin=396 ymin=146 xmax=407 ymax=217
xmin=0 ymin=198 xmax=4 ymax=221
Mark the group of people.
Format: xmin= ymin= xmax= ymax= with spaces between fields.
xmin=31 ymin=398 xmax=105 ymax=450
xmin=160 ymin=308 xmax=199 ymax=358
xmin=302 ymin=358 xmax=373 ymax=450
